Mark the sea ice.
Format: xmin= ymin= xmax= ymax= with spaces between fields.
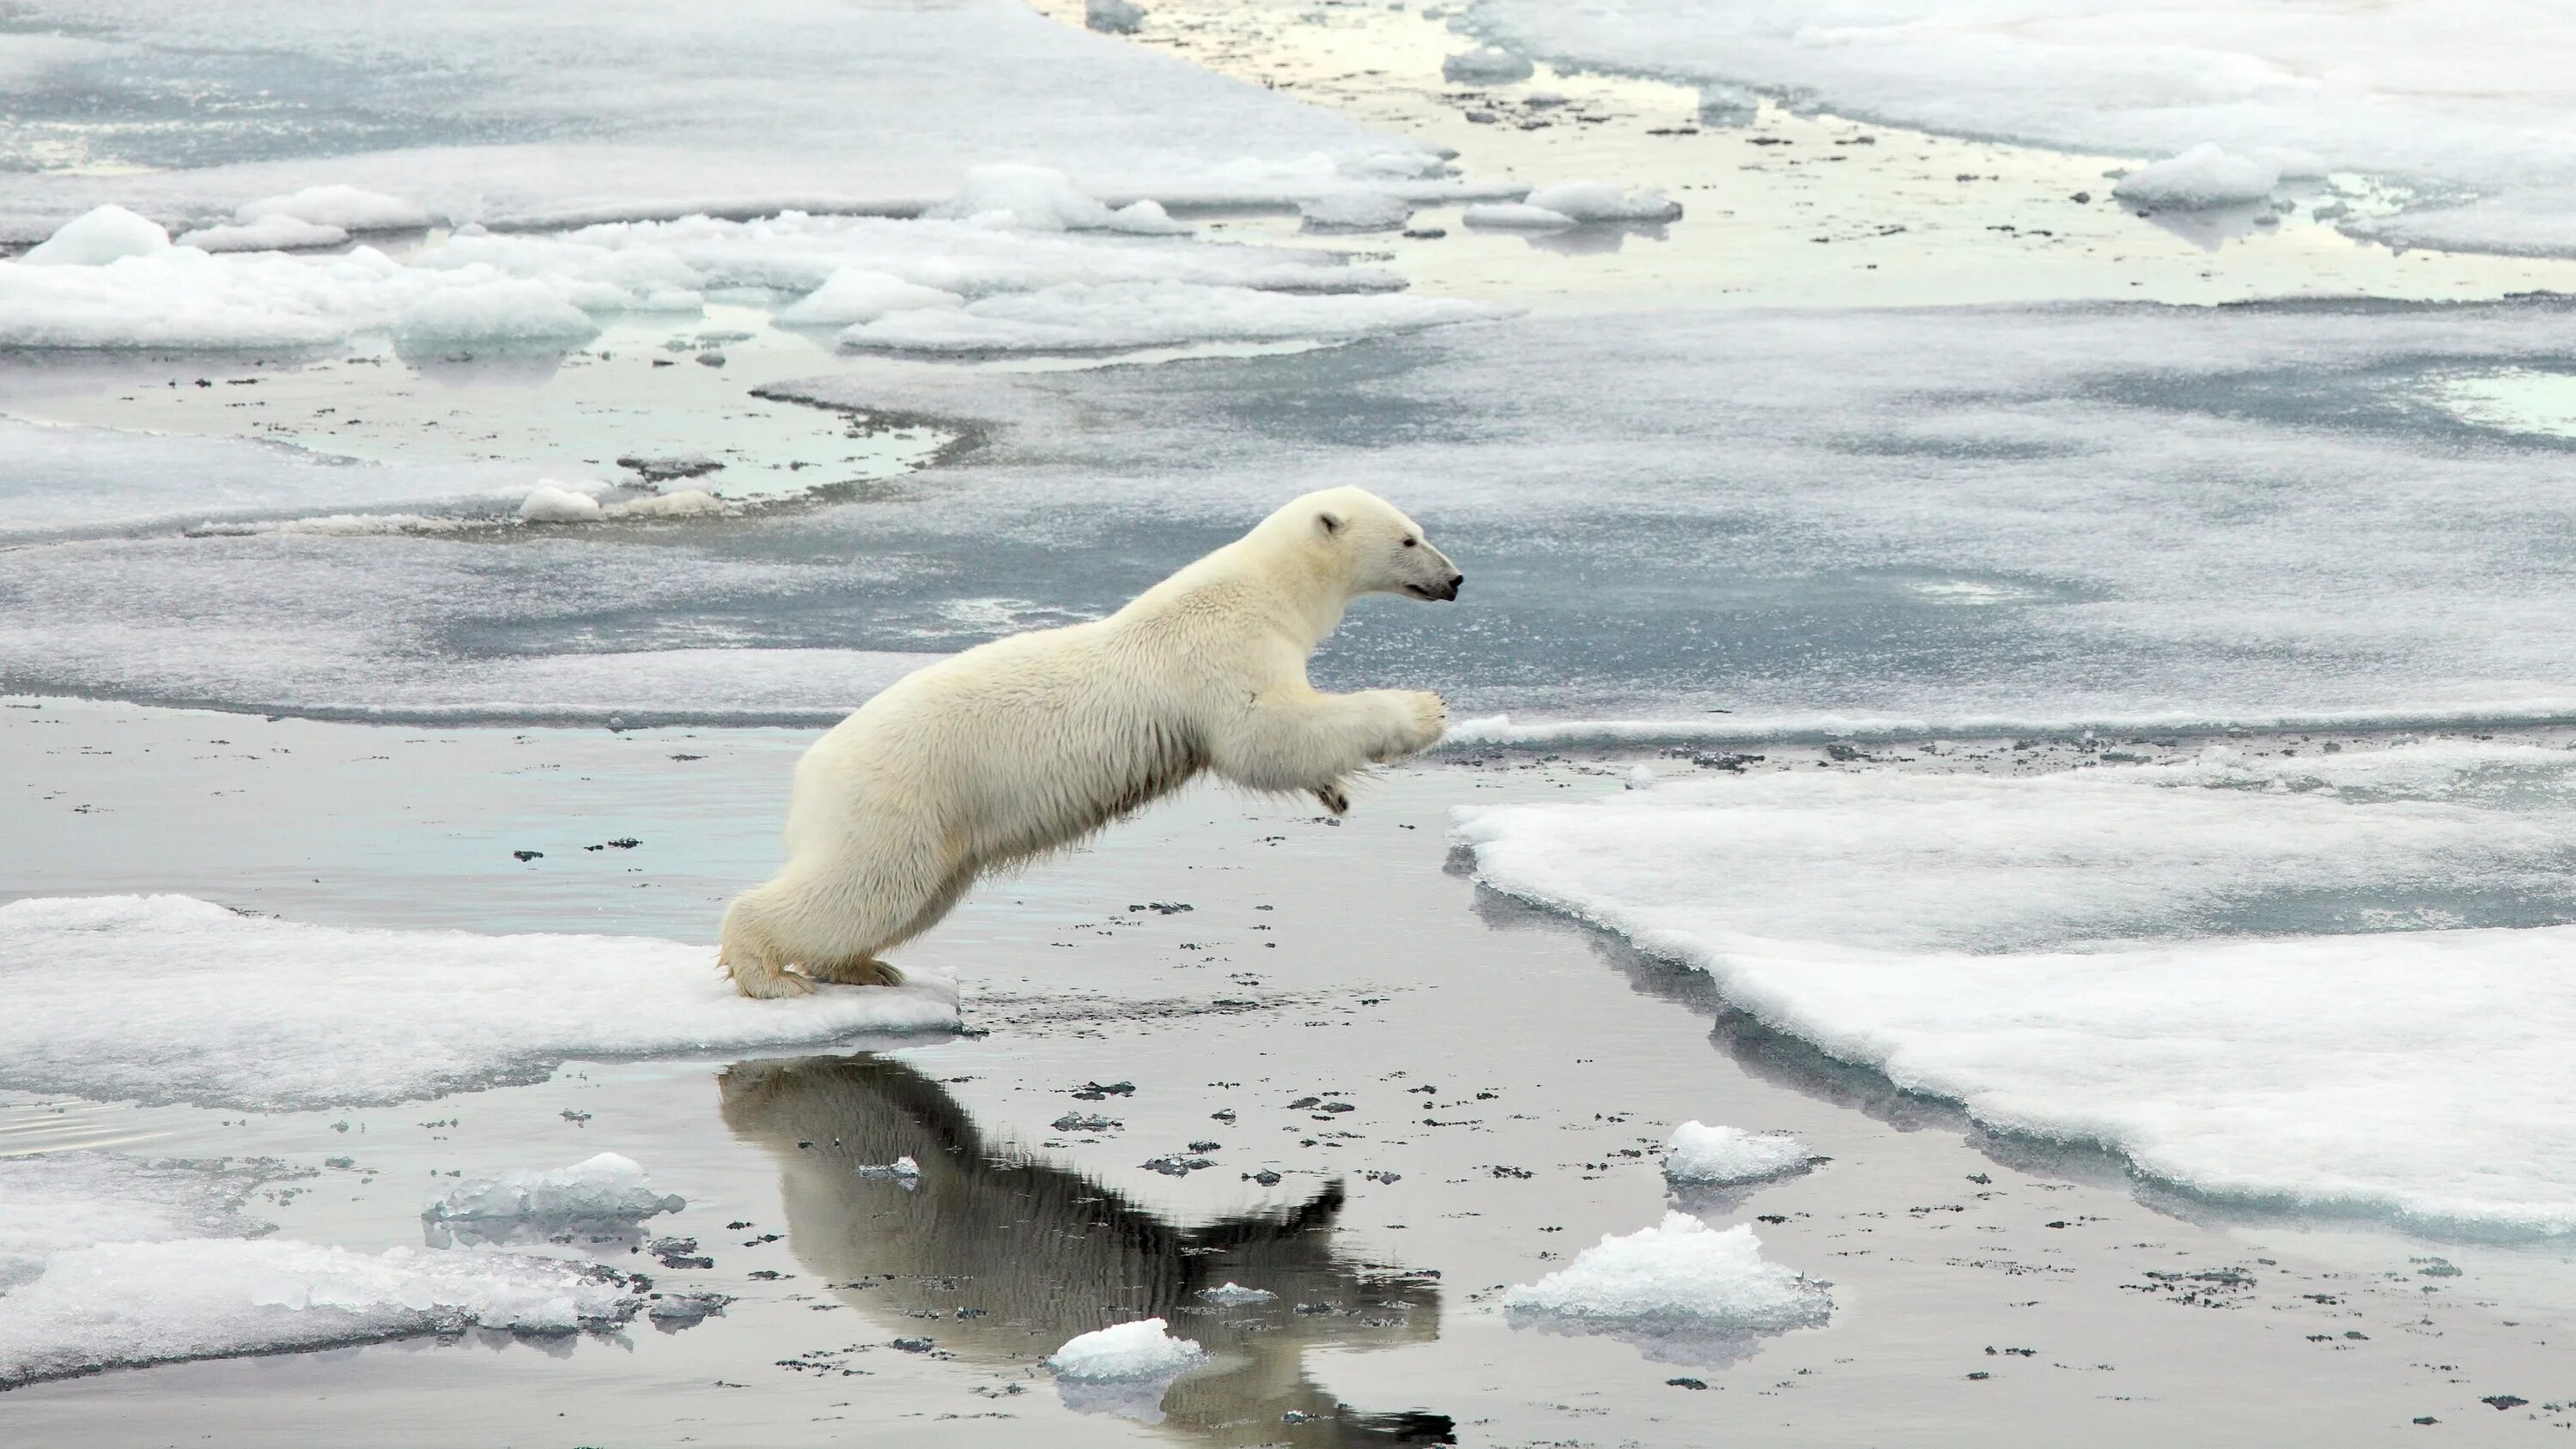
xmin=393 ymin=277 xmax=599 ymax=344
xmin=519 ymin=482 xmax=608 ymax=523
xmin=0 ymin=894 xmax=959 ymax=1109
xmin=19 ymin=204 xmax=169 ymax=265
xmin=422 ymin=1153 xmax=684 ymax=1228
xmin=834 ymin=280 xmax=1514 ymax=355
xmin=925 ymin=165 xmax=1194 ymax=235
xmin=1461 ymin=202 xmax=1577 ymax=229
xmin=173 ymin=215 xmax=350 ymax=253
xmin=1443 ymin=46 xmax=1536 ymax=85
xmin=2112 ymin=144 xmax=2280 ymax=210
xmin=235 ymin=185 xmax=432 ymax=233
xmin=0 ymin=1152 xmax=643 ymax=1390
xmin=1046 ymin=1317 xmax=1209 ymax=1380
xmin=1522 ymin=181 xmax=1683 ymax=223
xmin=1298 ymin=192 xmax=1415 ymax=233
xmin=1455 ymin=741 xmax=2576 ymax=1234
xmin=1663 ymin=1123 xmax=1815 ymax=1185
xmin=1199 ymin=1282 xmax=1277 ymax=1306
xmin=1503 ymin=1213 xmax=1830 ymax=1362
xmin=1086 ymin=0 xmax=1147 ymax=33
xmin=774 ymin=268 xmax=964 ymax=327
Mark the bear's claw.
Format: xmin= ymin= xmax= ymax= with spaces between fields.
xmin=1315 ymin=784 xmax=1351 ymax=815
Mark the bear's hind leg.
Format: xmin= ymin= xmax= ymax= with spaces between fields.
xmin=804 ymin=955 xmax=905 ymax=987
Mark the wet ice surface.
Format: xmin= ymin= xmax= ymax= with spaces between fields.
xmin=7 ymin=703 xmax=2573 ymax=1441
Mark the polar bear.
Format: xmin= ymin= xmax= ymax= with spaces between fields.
xmin=718 ymin=486 xmax=1464 ymax=998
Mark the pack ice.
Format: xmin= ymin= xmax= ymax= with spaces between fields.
xmin=0 ymin=1154 xmax=640 ymax=1390
xmin=1464 ymin=0 xmax=2576 ymax=254
xmin=0 ymin=895 xmax=958 ymax=1110
xmin=1663 ymin=1123 xmax=1817 ymax=1187
xmin=1455 ymin=741 xmax=2576 ymax=1235
xmin=1504 ymin=1213 xmax=1831 ymax=1365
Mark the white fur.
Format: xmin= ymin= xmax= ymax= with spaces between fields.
xmin=719 ymin=486 xmax=1464 ymax=997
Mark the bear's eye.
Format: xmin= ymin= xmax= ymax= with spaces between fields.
xmin=1401 ymin=537 xmax=1418 ymax=548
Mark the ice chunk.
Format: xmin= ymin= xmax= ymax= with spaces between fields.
xmin=1047 ymin=1317 xmax=1209 ymax=1380
xmin=603 ymin=488 xmax=726 ymax=519
xmin=1662 ymin=1123 xmax=1815 ymax=1185
xmin=1443 ymin=46 xmax=1535 ymax=85
xmin=1455 ymin=741 xmax=2576 ymax=1234
xmin=927 ymin=165 xmax=1192 ymax=234
xmin=394 ymin=277 xmax=599 ymax=344
xmin=835 ymin=279 xmax=1514 ymax=355
xmin=853 ymin=1155 xmax=922 ymax=1187
xmin=1523 ymin=180 xmax=1683 ymax=223
xmin=775 ymin=268 xmax=965 ymax=326
xmin=1085 ymin=0 xmax=1146 ymax=33
xmin=1462 ymin=202 xmax=1577 ymax=229
xmin=519 ymin=482 xmax=606 ymax=523
xmin=173 ymin=215 xmax=350 ymax=253
xmin=422 ymin=1152 xmax=683 ymax=1227
xmin=0 ymin=894 xmax=959 ymax=1109
xmin=1503 ymin=1214 xmax=1830 ymax=1362
xmin=1625 ymin=766 xmax=1656 ymax=790
xmin=1198 ymin=1282 xmax=1276 ymax=1306
xmin=2112 ymin=143 xmax=2280 ymax=209
xmin=20 ymin=204 xmax=170 ymax=265
xmin=1297 ymin=192 xmax=1414 ymax=233
xmin=235 ymin=185 xmax=432 ymax=232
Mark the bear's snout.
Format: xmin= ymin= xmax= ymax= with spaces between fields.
xmin=1408 ymin=571 xmax=1463 ymax=602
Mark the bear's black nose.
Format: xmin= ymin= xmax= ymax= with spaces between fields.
xmin=1446 ymin=573 xmax=1465 ymax=599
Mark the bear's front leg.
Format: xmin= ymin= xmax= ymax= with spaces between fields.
xmin=1207 ymin=684 xmax=1448 ymax=808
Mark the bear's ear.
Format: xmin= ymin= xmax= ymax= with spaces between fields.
xmin=1315 ymin=509 xmax=1344 ymax=538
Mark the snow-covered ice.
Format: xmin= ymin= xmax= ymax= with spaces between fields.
xmin=927 ymin=165 xmax=1193 ymax=235
xmin=2112 ymin=144 xmax=2280 ymax=210
xmin=235 ymin=185 xmax=432 ymax=233
xmin=1443 ymin=46 xmax=1535 ymax=85
xmin=19 ymin=204 xmax=169 ymax=266
xmin=774 ymin=269 xmax=964 ymax=327
xmin=1522 ymin=181 xmax=1683 ymax=224
xmin=519 ymin=482 xmax=610 ymax=524
xmin=0 ymin=1152 xmax=642 ymax=1390
xmin=1503 ymin=1214 xmax=1831 ymax=1363
xmin=1047 ymin=1317 xmax=1208 ymax=1379
xmin=1298 ymin=192 xmax=1415 ymax=233
xmin=1462 ymin=202 xmax=1577 ymax=229
xmin=834 ymin=280 xmax=1515 ymax=355
xmin=1663 ymin=1123 xmax=1816 ymax=1186
xmin=0 ymin=894 xmax=958 ymax=1109
xmin=174 ymin=216 xmax=349 ymax=253
xmin=422 ymin=1153 xmax=684 ymax=1230
xmin=1456 ymin=741 xmax=2576 ymax=1234
xmin=1463 ymin=0 xmax=2576 ymax=255
xmin=0 ymin=0 xmax=1446 ymax=241
xmin=1086 ymin=0 xmax=1148 ymax=35
xmin=1199 ymin=1282 xmax=1277 ymax=1306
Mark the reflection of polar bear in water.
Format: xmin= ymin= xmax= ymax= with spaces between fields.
xmin=719 ymin=486 xmax=1464 ymax=998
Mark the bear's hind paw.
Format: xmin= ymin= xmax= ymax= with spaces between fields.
xmin=1314 ymin=783 xmax=1351 ymax=815
xmin=730 ymin=967 xmax=817 ymax=999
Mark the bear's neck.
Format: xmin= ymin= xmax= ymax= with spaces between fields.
xmin=1138 ymin=537 xmax=1351 ymax=653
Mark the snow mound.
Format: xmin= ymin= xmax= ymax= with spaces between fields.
xmin=0 ymin=894 xmax=960 ymax=1109
xmin=1663 ymin=1122 xmax=1816 ymax=1185
xmin=1455 ymin=740 xmax=2576 ymax=1234
xmin=236 ymin=185 xmax=432 ymax=233
xmin=775 ymin=268 xmax=964 ymax=326
xmin=2112 ymin=143 xmax=2280 ymax=209
xmin=927 ymin=165 xmax=1192 ymax=234
xmin=519 ymin=482 xmax=606 ymax=523
xmin=1047 ymin=1317 xmax=1208 ymax=1380
xmin=1524 ymin=180 xmax=1683 ymax=223
xmin=1463 ymin=202 xmax=1577 ymax=229
xmin=175 ymin=216 xmax=349 ymax=253
xmin=1504 ymin=1214 xmax=1830 ymax=1360
xmin=835 ymin=280 xmax=1514 ymax=355
xmin=1298 ymin=192 xmax=1414 ymax=233
xmin=21 ymin=204 xmax=170 ymax=266
xmin=1444 ymin=46 xmax=1535 ymax=85
xmin=0 ymin=1151 xmax=645 ymax=1391
xmin=423 ymin=1152 xmax=683 ymax=1228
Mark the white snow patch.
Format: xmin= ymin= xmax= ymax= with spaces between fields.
xmin=835 ymin=280 xmax=1513 ymax=355
xmin=775 ymin=268 xmax=964 ymax=326
xmin=1455 ymin=741 xmax=2576 ymax=1234
xmin=518 ymin=482 xmax=606 ymax=523
xmin=1503 ymin=1213 xmax=1830 ymax=1361
xmin=423 ymin=1152 xmax=683 ymax=1228
xmin=1625 ymin=765 xmax=1656 ymax=790
xmin=1462 ymin=202 xmax=1577 ymax=229
xmin=1047 ymin=1317 xmax=1208 ymax=1380
xmin=0 ymin=894 xmax=959 ymax=1109
xmin=605 ymin=488 xmax=726 ymax=519
xmin=20 ymin=204 xmax=170 ymax=266
xmin=927 ymin=165 xmax=1193 ymax=235
xmin=174 ymin=216 xmax=350 ymax=253
xmin=236 ymin=185 xmax=433 ymax=233
xmin=1524 ymin=180 xmax=1683 ymax=223
xmin=1663 ymin=1122 xmax=1815 ymax=1185
xmin=2112 ymin=143 xmax=2280 ymax=210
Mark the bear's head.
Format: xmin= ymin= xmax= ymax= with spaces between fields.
xmin=1276 ymin=485 xmax=1463 ymax=603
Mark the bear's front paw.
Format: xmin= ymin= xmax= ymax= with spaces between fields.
xmin=1314 ymin=782 xmax=1352 ymax=815
xmin=1380 ymin=690 xmax=1446 ymax=758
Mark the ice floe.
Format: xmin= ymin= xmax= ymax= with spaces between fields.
xmin=1297 ymin=192 xmax=1415 ymax=233
xmin=2112 ymin=144 xmax=2281 ymax=210
xmin=1463 ymin=202 xmax=1577 ymax=229
xmin=1463 ymin=0 xmax=2576 ymax=255
xmin=0 ymin=0 xmax=1450 ymax=240
xmin=0 ymin=894 xmax=958 ymax=1109
xmin=0 ymin=1152 xmax=643 ymax=1389
xmin=175 ymin=215 xmax=349 ymax=253
xmin=19 ymin=204 xmax=168 ymax=266
xmin=1663 ymin=1123 xmax=1817 ymax=1187
xmin=1503 ymin=1214 xmax=1831 ymax=1364
xmin=1046 ymin=1317 xmax=1208 ymax=1420
xmin=834 ymin=280 xmax=1516 ymax=355
xmin=1456 ymin=741 xmax=2576 ymax=1234
xmin=422 ymin=1153 xmax=684 ymax=1235
xmin=1522 ymin=181 xmax=1683 ymax=223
